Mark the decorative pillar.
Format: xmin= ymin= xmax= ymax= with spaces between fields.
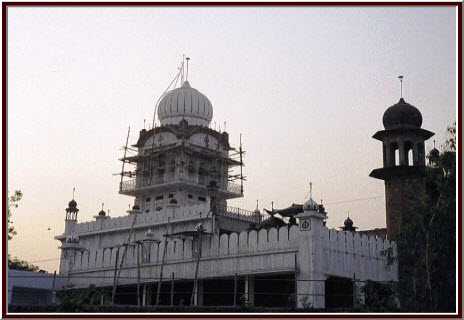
xmin=197 ymin=280 xmax=204 ymax=306
xmin=145 ymin=283 xmax=153 ymax=306
xmin=398 ymin=140 xmax=407 ymax=165
xmin=295 ymin=197 xmax=327 ymax=309
xmin=245 ymin=275 xmax=254 ymax=306
xmin=142 ymin=283 xmax=147 ymax=306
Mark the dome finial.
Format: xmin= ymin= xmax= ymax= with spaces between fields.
xmin=309 ymin=182 xmax=313 ymax=199
xmin=398 ymin=75 xmax=404 ymax=99
xmin=433 ymin=140 xmax=436 ymax=148
xmin=72 ymin=187 xmax=75 ymax=200
xmin=256 ymin=199 xmax=259 ymax=210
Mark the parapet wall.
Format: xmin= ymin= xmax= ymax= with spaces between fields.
xmin=322 ymin=228 xmax=398 ymax=281
xmin=66 ymin=225 xmax=300 ymax=274
xmin=72 ymin=203 xmax=209 ymax=234
xmin=65 ymin=225 xmax=397 ymax=285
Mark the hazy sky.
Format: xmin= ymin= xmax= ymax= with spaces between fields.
xmin=7 ymin=6 xmax=457 ymax=272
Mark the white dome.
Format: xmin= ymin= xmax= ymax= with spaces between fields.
xmin=303 ymin=198 xmax=318 ymax=211
xmin=157 ymin=81 xmax=213 ymax=127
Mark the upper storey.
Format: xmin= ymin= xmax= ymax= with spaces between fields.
xmin=157 ymin=81 xmax=213 ymax=127
xmin=370 ymin=97 xmax=434 ymax=180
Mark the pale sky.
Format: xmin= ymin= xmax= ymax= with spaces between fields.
xmin=6 ymin=6 xmax=457 ymax=272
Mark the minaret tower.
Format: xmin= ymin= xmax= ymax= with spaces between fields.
xmin=60 ymin=189 xmax=84 ymax=274
xmin=370 ymin=77 xmax=434 ymax=239
xmin=64 ymin=188 xmax=79 ymax=235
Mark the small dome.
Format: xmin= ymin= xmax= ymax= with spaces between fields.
xmin=68 ymin=199 xmax=77 ymax=208
xmin=145 ymin=229 xmax=153 ymax=238
xmin=344 ymin=216 xmax=353 ymax=228
xmin=430 ymin=147 xmax=440 ymax=158
xmin=132 ymin=204 xmax=140 ymax=211
xmin=303 ymin=198 xmax=318 ymax=211
xmin=195 ymin=222 xmax=205 ymax=232
xmin=342 ymin=215 xmax=357 ymax=232
xmin=383 ymin=98 xmax=423 ymax=130
xmin=157 ymin=81 xmax=213 ymax=127
xmin=98 ymin=210 xmax=106 ymax=216
xmin=262 ymin=215 xmax=286 ymax=230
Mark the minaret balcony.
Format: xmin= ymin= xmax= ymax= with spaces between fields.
xmin=119 ymin=175 xmax=243 ymax=198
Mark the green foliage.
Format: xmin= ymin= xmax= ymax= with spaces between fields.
xmin=7 ymin=190 xmax=47 ymax=273
xmin=395 ymin=123 xmax=456 ymax=312
xmin=444 ymin=122 xmax=456 ymax=151
xmin=56 ymin=284 xmax=111 ymax=312
xmin=239 ymin=294 xmax=252 ymax=309
xmin=299 ymin=295 xmax=312 ymax=310
xmin=380 ymin=246 xmax=397 ymax=267
xmin=359 ymin=281 xmax=398 ymax=312
xmin=8 ymin=190 xmax=22 ymax=240
xmin=8 ymin=254 xmax=42 ymax=272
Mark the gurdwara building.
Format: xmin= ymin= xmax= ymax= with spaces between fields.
xmin=55 ymin=73 xmax=437 ymax=309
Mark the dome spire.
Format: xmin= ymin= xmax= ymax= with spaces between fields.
xmin=398 ymin=75 xmax=404 ymax=99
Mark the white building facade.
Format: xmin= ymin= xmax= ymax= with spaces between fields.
xmin=55 ymin=77 xmax=398 ymax=309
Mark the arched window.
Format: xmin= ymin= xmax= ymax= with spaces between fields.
xmin=417 ymin=142 xmax=425 ymax=166
xmin=404 ymin=141 xmax=414 ymax=166
xmin=390 ymin=142 xmax=399 ymax=166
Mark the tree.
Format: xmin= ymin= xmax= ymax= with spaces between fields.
xmin=56 ymin=284 xmax=111 ymax=312
xmin=8 ymin=190 xmax=22 ymax=240
xmin=7 ymin=190 xmax=43 ymax=272
xmin=395 ymin=122 xmax=456 ymax=312
xmin=8 ymin=255 xmax=41 ymax=272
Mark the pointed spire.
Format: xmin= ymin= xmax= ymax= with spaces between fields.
xmin=309 ymin=182 xmax=313 ymax=199
xmin=256 ymin=199 xmax=259 ymax=210
xmin=398 ymin=75 xmax=404 ymax=98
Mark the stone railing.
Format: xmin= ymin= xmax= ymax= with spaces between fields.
xmin=72 ymin=203 xmax=209 ymax=234
xmin=120 ymin=176 xmax=242 ymax=196
xmin=216 ymin=205 xmax=262 ymax=224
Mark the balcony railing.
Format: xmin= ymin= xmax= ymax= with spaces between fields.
xmin=216 ymin=205 xmax=262 ymax=224
xmin=119 ymin=176 xmax=242 ymax=196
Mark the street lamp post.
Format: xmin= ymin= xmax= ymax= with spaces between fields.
xmin=111 ymin=229 xmax=159 ymax=307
